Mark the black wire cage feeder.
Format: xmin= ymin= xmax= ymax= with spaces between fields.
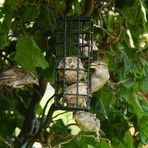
xmin=55 ymin=16 xmax=93 ymax=110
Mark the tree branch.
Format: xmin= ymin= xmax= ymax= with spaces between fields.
xmin=64 ymin=0 xmax=73 ymax=15
xmin=26 ymin=103 xmax=57 ymax=147
xmin=13 ymin=74 xmax=47 ymax=147
xmin=81 ymin=0 xmax=94 ymax=16
xmin=13 ymin=85 xmax=42 ymax=147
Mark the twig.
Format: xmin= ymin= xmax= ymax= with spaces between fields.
xmin=13 ymin=86 xmax=42 ymax=147
xmin=99 ymin=138 xmax=112 ymax=147
xmin=42 ymin=104 xmax=57 ymax=130
xmin=0 ymin=136 xmax=12 ymax=147
xmin=80 ymin=133 xmax=112 ymax=148
xmin=81 ymin=134 xmax=96 ymax=140
xmin=26 ymin=104 xmax=57 ymax=147
xmin=110 ymin=78 xmax=132 ymax=86
xmin=52 ymin=134 xmax=77 ymax=147
xmin=100 ymin=27 xmax=115 ymax=39
xmin=64 ymin=0 xmax=72 ymax=15
xmin=39 ymin=94 xmax=55 ymax=129
xmin=65 ymin=123 xmax=76 ymax=128
xmin=99 ymin=26 xmax=124 ymax=50
xmin=52 ymin=111 xmax=68 ymax=119
xmin=52 ymin=132 xmax=112 ymax=148
xmin=18 ymin=16 xmax=25 ymax=34
xmin=13 ymin=90 xmax=28 ymax=109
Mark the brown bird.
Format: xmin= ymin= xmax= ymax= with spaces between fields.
xmin=64 ymin=61 xmax=110 ymax=106
xmin=57 ymin=57 xmax=85 ymax=84
xmin=0 ymin=67 xmax=39 ymax=88
xmin=90 ymin=61 xmax=110 ymax=93
xmin=73 ymin=111 xmax=100 ymax=140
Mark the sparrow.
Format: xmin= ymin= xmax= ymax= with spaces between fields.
xmin=90 ymin=61 xmax=110 ymax=93
xmin=57 ymin=57 xmax=85 ymax=84
xmin=73 ymin=111 xmax=100 ymax=140
xmin=0 ymin=67 xmax=39 ymax=88
xmin=63 ymin=61 xmax=109 ymax=106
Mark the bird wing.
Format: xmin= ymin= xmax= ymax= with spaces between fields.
xmin=0 ymin=68 xmax=26 ymax=80
xmin=0 ymin=69 xmax=17 ymax=80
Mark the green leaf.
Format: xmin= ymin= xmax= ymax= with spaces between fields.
xmin=112 ymin=131 xmax=135 ymax=148
xmin=63 ymin=137 xmax=109 ymax=148
xmin=139 ymin=116 xmax=148 ymax=144
xmin=14 ymin=35 xmax=49 ymax=73
xmin=139 ymin=99 xmax=148 ymax=116
xmin=33 ymin=31 xmax=48 ymax=51
xmin=95 ymin=140 xmax=111 ymax=148
xmin=103 ymin=109 xmax=129 ymax=140
xmin=0 ymin=112 xmax=17 ymax=137
xmin=0 ymin=99 xmax=10 ymax=111
xmin=141 ymin=78 xmax=148 ymax=93
xmin=3 ymin=0 xmax=19 ymax=11
xmin=123 ymin=79 xmax=136 ymax=88
xmin=50 ymin=119 xmax=69 ymax=134
xmin=0 ymin=33 xmax=8 ymax=48
xmin=50 ymin=119 xmax=72 ymax=147
xmin=99 ymin=91 xmax=116 ymax=115
xmin=97 ymin=99 xmax=108 ymax=119
xmin=0 ymin=96 xmax=15 ymax=111
xmin=21 ymin=5 xmax=40 ymax=22
xmin=2 ymin=0 xmax=19 ymax=33
xmin=35 ymin=5 xmax=56 ymax=31
xmin=119 ymin=86 xmax=129 ymax=101
xmin=127 ymin=93 xmax=144 ymax=120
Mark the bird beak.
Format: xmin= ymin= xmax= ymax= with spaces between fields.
xmin=35 ymin=79 xmax=39 ymax=86
xmin=90 ymin=63 xmax=97 ymax=69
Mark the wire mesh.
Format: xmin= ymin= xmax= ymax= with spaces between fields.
xmin=55 ymin=16 xmax=93 ymax=110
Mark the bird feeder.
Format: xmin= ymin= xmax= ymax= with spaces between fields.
xmin=55 ymin=16 xmax=93 ymax=110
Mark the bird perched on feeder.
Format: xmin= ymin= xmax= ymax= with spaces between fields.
xmin=90 ymin=60 xmax=110 ymax=93
xmin=0 ymin=67 xmax=39 ymax=88
xmin=64 ymin=61 xmax=110 ymax=106
xmin=57 ymin=57 xmax=85 ymax=84
xmin=64 ymin=82 xmax=88 ymax=106
xmin=73 ymin=111 xmax=100 ymax=141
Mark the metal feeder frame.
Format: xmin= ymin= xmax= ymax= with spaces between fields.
xmin=55 ymin=16 xmax=93 ymax=110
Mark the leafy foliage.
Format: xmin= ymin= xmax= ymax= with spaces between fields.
xmin=15 ymin=35 xmax=49 ymax=73
xmin=0 ymin=0 xmax=148 ymax=147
